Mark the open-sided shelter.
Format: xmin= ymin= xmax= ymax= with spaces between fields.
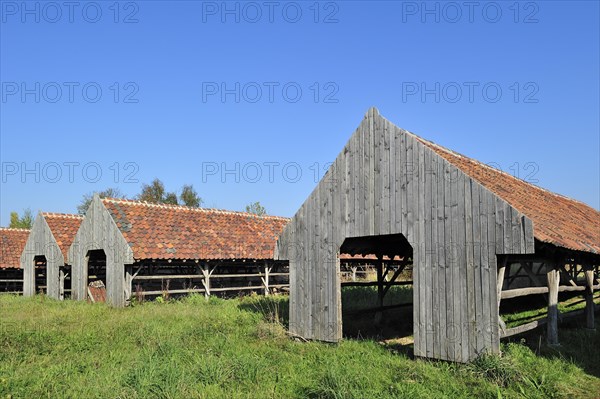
xmin=20 ymin=212 xmax=83 ymax=299
xmin=69 ymin=195 xmax=290 ymax=306
xmin=275 ymin=108 xmax=600 ymax=362
xmin=0 ymin=228 xmax=29 ymax=294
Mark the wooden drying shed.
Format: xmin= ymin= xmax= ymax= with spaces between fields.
xmin=69 ymin=195 xmax=290 ymax=306
xmin=275 ymin=108 xmax=600 ymax=362
xmin=20 ymin=212 xmax=83 ymax=299
xmin=0 ymin=228 xmax=29 ymax=294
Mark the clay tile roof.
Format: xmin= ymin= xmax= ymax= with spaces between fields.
xmin=0 ymin=228 xmax=29 ymax=269
xmin=41 ymin=213 xmax=84 ymax=261
xmin=101 ymin=198 xmax=290 ymax=260
xmin=414 ymin=136 xmax=600 ymax=255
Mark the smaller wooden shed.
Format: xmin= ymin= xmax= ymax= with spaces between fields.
xmin=20 ymin=212 xmax=83 ymax=299
xmin=0 ymin=228 xmax=30 ymax=294
xmin=69 ymin=195 xmax=290 ymax=306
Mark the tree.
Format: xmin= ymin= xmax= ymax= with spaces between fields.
xmin=9 ymin=208 xmax=33 ymax=229
xmin=245 ymin=201 xmax=266 ymax=216
xmin=138 ymin=178 xmax=169 ymax=204
xmin=180 ymin=185 xmax=203 ymax=207
xmin=77 ymin=187 xmax=125 ymax=215
xmin=138 ymin=179 xmax=203 ymax=207
xmin=164 ymin=192 xmax=179 ymax=205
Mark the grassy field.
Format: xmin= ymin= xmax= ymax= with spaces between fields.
xmin=1 ymin=292 xmax=599 ymax=399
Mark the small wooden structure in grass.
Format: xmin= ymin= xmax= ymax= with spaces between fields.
xmin=276 ymin=108 xmax=600 ymax=363
xmin=0 ymin=228 xmax=29 ymax=294
xmin=20 ymin=212 xmax=83 ymax=300
xmin=69 ymin=195 xmax=290 ymax=306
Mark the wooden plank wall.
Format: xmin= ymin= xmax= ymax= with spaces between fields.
xmin=276 ymin=108 xmax=535 ymax=362
xmin=20 ymin=213 xmax=64 ymax=299
xmin=68 ymin=195 xmax=134 ymax=307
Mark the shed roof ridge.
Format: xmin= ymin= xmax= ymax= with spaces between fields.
xmin=0 ymin=227 xmax=30 ymax=232
xmin=41 ymin=212 xmax=84 ymax=219
xmin=401 ymin=129 xmax=598 ymax=212
xmin=101 ymin=197 xmax=291 ymax=220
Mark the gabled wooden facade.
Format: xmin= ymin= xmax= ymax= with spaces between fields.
xmin=276 ymin=108 xmax=537 ymax=362
xmin=21 ymin=212 xmax=83 ymax=299
xmin=69 ymin=195 xmax=290 ymax=307
xmin=68 ymin=195 xmax=134 ymax=307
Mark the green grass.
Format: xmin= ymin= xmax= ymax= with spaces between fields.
xmin=1 ymin=294 xmax=599 ymax=398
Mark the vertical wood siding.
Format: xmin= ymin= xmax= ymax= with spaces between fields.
xmin=276 ymin=108 xmax=535 ymax=362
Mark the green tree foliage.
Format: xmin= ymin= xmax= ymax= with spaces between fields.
xmin=180 ymin=185 xmax=203 ymax=207
xmin=137 ymin=179 xmax=203 ymax=207
xmin=77 ymin=188 xmax=125 ymax=215
xmin=138 ymin=178 xmax=170 ymax=204
xmin=9 ymin=208 xmax=33 ymax=229
xmin=245 ymin=201 xmax=267 ymax=216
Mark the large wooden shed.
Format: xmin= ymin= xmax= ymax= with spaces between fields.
xmin=275 ymin=108 xmax=600 ymax=362
xmin=20 ymin=212 xmax=83 ymax=299
xmin=0 ymin=228 xmax=29 ymax=294
xmin=69 ymin=195 xmax=290 ymax=306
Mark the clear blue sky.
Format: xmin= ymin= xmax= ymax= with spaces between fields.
xmin=1 ymin=1 xmax=599 ymax=224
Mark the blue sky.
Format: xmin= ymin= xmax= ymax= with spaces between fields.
xmin=1 ymin=0 xmax=599 ymax=224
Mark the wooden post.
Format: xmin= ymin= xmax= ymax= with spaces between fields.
xmin=497 ymin=259 xmax=506 ymax=309
xmin=497 ymin=259 xmax=507 ymax=333
xmin=351 ymin=266 xmax=357 ymax=282
xmin=376 ymin=256 xmax=384 ymax=308
xmin=201 ymin=264 xmax=211 ymax=299
xmin=124 ymin=265 xmax=133 ymax=304
xmin=547 ymin=267 xmax=560 ymax=345
xmin=374 ymin=255 xmax=384 ymax=325
xmin=584 ymin=264 xmax=595 ymax=330
xmin=59 ymin=269 xmax=65 ymax=301
xmin=263 ymin=263 xmax=271 ymax=296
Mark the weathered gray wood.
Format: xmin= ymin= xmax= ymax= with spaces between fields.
xmin=21 ymin=212 xmax=79 ymax=300
xmin=547 ymin=267 xmax=560 ymax=345
xmin=436 ymin=156 xmax=448 ymax=360
xmin=275 ymin=108 xmax=536 ymax=362
xmin=584 ymin=266 xmax=595 ymax=329
xmin=68 ymin=195 xmax=134 ymax=306
xmin=471 ymin=181 xmax=483 ymax=356
xmin=59 ymin=269 xmax=65 ymax=300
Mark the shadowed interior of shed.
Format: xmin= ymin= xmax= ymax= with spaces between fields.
xmin=339 ymin=234 xmax=414 ymax=339
xmin=33 ymin=255 xmax=47 ymax=295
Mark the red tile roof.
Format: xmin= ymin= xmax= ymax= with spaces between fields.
xmin=0 ymin=228 xmax=29 ymax=269
xmin=415 ymin=136 xmax=600 ymax=255
xmin=101 ymin=198 xmax=290 ymax=260
xmin=42 ymin=213 xmax=84 ymax=261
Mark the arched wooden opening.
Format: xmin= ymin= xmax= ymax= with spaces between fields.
xmin=339 ymin=233 xmax=414 ymax=341
xmin=86 ymin=249 xmax=107 ymax=302
xmin=33 ymin=255 xmax=47 ymax=295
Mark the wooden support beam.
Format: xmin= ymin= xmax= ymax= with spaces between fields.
xmin=500 ymin=284 xmax=596 ymax=299
xmin=375 ymin=256 xmax=384 ymax=308
xmin=341 ymin=281 xmax=412 ymax=287
xmin=497 ymin=258 xmax=507 ymax=334
xmin=382 ymin=264 xmax=406 ymax=297
xmin=59 ymin=269 xmax=65 ymax=301
xmin=497 ymin=260 xmax=506 ymax=308
xmin=558 ymin=264 xmax=578 ymax=287
xmin=547 ymin=268 xmax=560 ymax=345
xmin=584 ymin=265 xmax=595 ymax=329
xmin=261 ymin=263 xmax=272 ymax=296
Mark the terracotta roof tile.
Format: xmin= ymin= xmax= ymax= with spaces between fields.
xmin=101 ymin=198 xmax=290 ymax=260
xmin=42 ymin=213 xmax=84 ymax=261
xmin=415 ymin=136 xmax=600 ymax=255
xmin=0 ymin=228 xmax=29 ymax=269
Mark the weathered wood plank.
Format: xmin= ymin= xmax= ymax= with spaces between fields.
xmin=547 ymin=267 xmax=560 ymax=345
